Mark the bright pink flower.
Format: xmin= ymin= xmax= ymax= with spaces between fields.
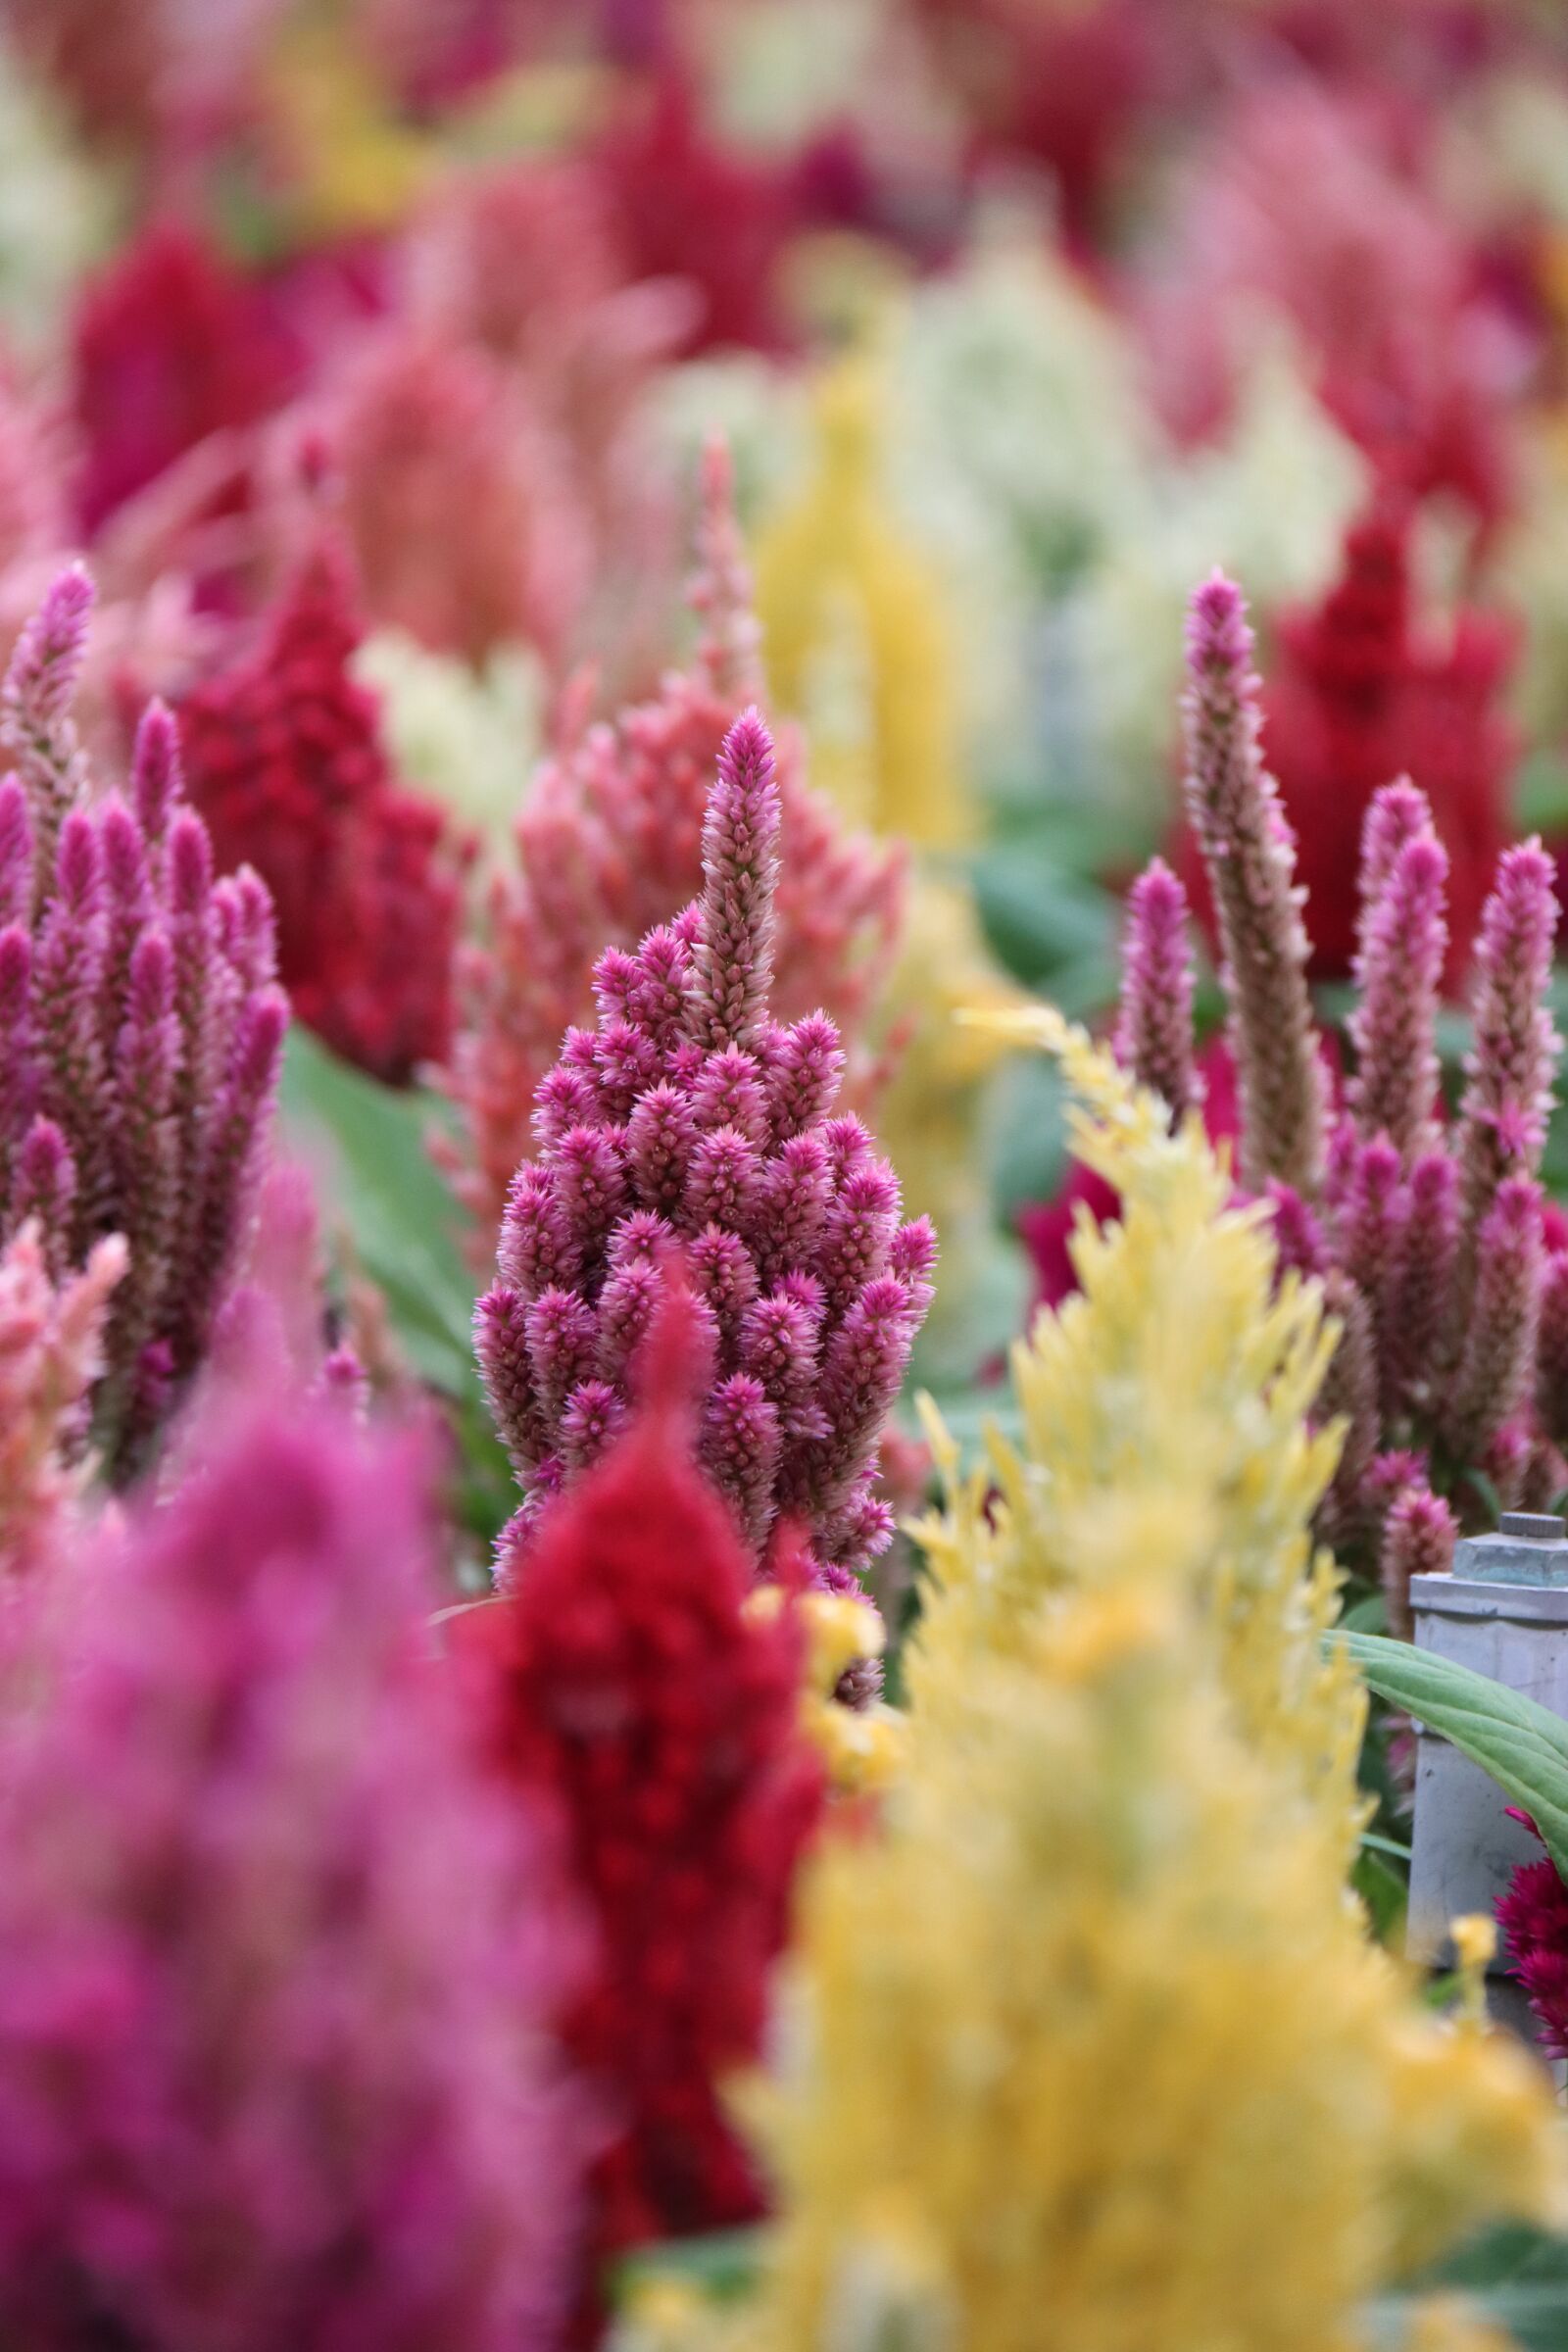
xmin=0 ymin=574 xmax=286 ymax=1473
xmin=1114 ymin=856 xmax=1198 ymax=1125
xmin=475 ymin=706 xmax=931 ymax=1591
xmin=0 ymin=1391 xmax=589 ymax=2351
xmin=440 ymin=443 xmax=904 ymax=1241
xmin=1380 ymin=1481 xmax=1457 ymax=1642
xmin=177 ymin=538 xmax=465 ymax=1084
xmin=1182 ymin=569 xmax=1327 ymax=1194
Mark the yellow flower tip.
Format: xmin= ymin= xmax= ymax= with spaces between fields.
xmin=798 ymin=1592 xmax=886 ymax=1694
xmin=1450 ymin=1914 xmax=1497 ymax=1976
xmin=809 ymin=1696 xmax=908 ymax=1796
xmin=1030 ymin=1588 xmax=1179 ymax=1687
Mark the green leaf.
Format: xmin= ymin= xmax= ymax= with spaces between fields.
xmin=1371 ymin=2225 xmax=1568 ymax=2352
xmin=279 ymin=1027 xmax=479 ymax=1397
xmin=611 ymin=2228 xmax=764 ymax=2312
xmin=1334 ymin=1631 xmax=1568 ymax=1885
xmin=1351 ymin=1844 xmax=1407 ymax=1946
xmin=970 ymin=845 xmax=1120 ymax=995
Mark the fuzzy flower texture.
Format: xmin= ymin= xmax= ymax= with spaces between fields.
xmin=1114 ymin=568 xmax=1564 ymax=1624
xmin=476 ymin=706 xmax=935 ymax=1596
xmin=0 ymin=566 xmax=285 ymax=1476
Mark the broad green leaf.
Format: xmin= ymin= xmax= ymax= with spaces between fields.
xmin=279 ymin=1027 xmax=479 ymax=1396
xmin=1335 ymin=1631 xmax=1568 ymax=1886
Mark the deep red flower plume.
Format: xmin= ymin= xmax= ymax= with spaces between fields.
xmin=452 ymin=1282 xmax=824 ymax=2331
xmin=177 ymin=539 xmax=463 ymax=1083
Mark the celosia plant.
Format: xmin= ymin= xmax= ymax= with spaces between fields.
xmin=474 ymin=703 xmax=934 ymax=1591
xmin=752 ymin=356 xmax=964 ymax=846
xmin=0 ymin=1220 xmax=122 ymax=1578
xmin=1498 ymin=1815 xmax=1568 ymax=2062
xmin=1180 ymin=499 xmax=1515 ymax=982
xmin=441 ymin=441 xmax=904 ymax=1241
xmin=0 ymin=568 xmax=287 ymax=1474
xmin=177 ymin=535 xmax=464 ymax=1084
xmin=0 ymin=1389 xmax=589 ymax=2352
xmin=454 ymin=1286 xmax=823 ymax=2318
xmin=710 ymin=1020 xmax=1560 ymax=2352
xmin=1120 ymin=569 xmax=1565 ymax=1587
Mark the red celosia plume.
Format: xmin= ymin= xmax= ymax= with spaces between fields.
xmin=454 ymin=1284 xmax=824 ymax=2327
xmin=177 ymin=537 xmax=465 ymax=1083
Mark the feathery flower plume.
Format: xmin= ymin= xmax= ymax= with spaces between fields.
xmin=1536 ymin=1247 xmax=1568 ymax=1452
xmin=0 ymin=582 xmax=287 ymax=1474
xmin=1446 ymin=1176 xmax=1544 ymax=1463
xmin=1349 ymin=792 xmax=1448 ymax=1159
xmin=1113 ymin=856 xmax=1197 ymax=1126
xmin=1097 ymin=584 xmax=1564 ymax=1576
xmin=0 ymin=1222 xmax=122 ymax=1578
xmin=1380 ymin=1483 xmax=1458 ymax=1643
xmin=476 ymin=705 xmax=933 ymax=1592
xmin=1499 ymin=1823 xmax=1568 ymax=2066
xmin=454 ymin=1285 xmax=822 ymax=2313
xmin=1181 ymin=570 xmax=1326 ymax=1194
xmin=178 ymin=539 xmax=464 ymax=1085
xmin=0 ymin=1393 xmax=589 ymax=2350
xmin=730 ymin=1016 xmax=1559 ymax=2352
xmin=441 ymin=442 xmax=904 ymax=1242
xmin=1454 ymin=839 xmax=1561 ymax=1239
xmin=0 ymin=563 xmax=92 ymax=881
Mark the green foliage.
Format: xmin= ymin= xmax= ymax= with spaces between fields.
xmin=1337 ymin=1631 xmax=1568 ymax=1886
xmin=278 ymin=1028 xmax=514 ymax=1548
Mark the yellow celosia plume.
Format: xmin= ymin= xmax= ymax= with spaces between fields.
xmin=628 ymin=1012 xmax=1564 ymax=2352
xmin=751 ymin=357 xmax=964 ymax=847
xmin=917 ymin=1004 xmax=1366 ymax=1862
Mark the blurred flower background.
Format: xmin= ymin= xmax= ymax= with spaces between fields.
xmin=8 ymin=2 xmax=1568 ymax=2344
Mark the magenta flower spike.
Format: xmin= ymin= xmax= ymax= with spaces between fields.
xmin=1114 ymin=858 xmax=1198 ymax=1127
xmin=0 ymin=563 xmax=93 ymax=880
xmin=1182 ymin=571 xmax=1327 ymax=1195
xmin=1455 ymin=839 xmax=1561 ymax=1235
xmin=475 ymin=706 xmax=934 ymax=1592
xmin=1348 ymin=789 xmax=1448 ymax=1161
xmin=0 ymin=1221 xmax=124 ymax=1580
xmin=0 ymin=1392 xmax=589 ymax=2349
xmin=1380 ymin=1483 xmax=1458 ymax=1642
xmin=1446 ymin=1174 xmax=1544 ymax=1462
xmin=0 ymin=579 xmax=289 ymax=1475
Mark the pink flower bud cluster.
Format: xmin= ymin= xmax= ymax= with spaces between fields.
xmin=0 ymin=1390 xmax=589 ymax=2352
xmin=0 ymin=1221 xmax=124 ymax=1579
xmin=475 ymin=705 xmax=935 ymax=1592
xmin=0 ymin=567 xmax=288 ymax=1476
xmin=1119 ymin=569 xmax=1568 ymax=1597
xmin=438 ymin=441 xmax=905 ymax=1245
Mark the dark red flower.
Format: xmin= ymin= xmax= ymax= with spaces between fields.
xmin=452 ymin=1292 xmax=824 ymax=2328
xmin=177 ymin=540 xmax=463 ymax=1083
xmin=1179 ymin=500 xmax=1515 ymax=984
xmin=1498 ymin=1813 xmax=1568 ymax=2062
xmin=71 ymin=221 xmax=299 ymax=537
xmin=593 ymin=74 xmax=791 ymax=354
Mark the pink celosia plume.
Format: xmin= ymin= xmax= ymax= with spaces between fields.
xmin=0 ymin=1389 xmax=591 ymax=2350
xmin=475 ymin=703 xmax=932 ymax=1594
xmin=439 ymin=443 xmax=904 ymax=1244
xmin=0 ymin=573 xmax=287 ymax=1474
xmin=1182 ymin=569 xmax=1327 ymax=1195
